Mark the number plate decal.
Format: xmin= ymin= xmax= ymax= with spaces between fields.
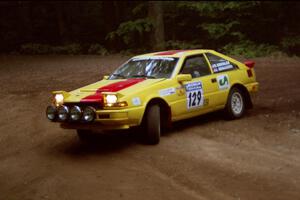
xmin=185 ymin=81 xmax=204 ymax=109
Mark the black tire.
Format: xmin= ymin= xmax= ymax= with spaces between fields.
xmin=77 ymin=129 xmax=92 ymax=142
xmin=144 ymin=104 xmax=161 ymax=145
xmin=224 ymin=87 xmax=245 ymax=120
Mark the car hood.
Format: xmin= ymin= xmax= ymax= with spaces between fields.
xmin=64 ymin=78 xmax=165 ymax=103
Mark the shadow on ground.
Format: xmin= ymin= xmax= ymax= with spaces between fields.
xmin=50 ymin=110 xmax=226 ymax=156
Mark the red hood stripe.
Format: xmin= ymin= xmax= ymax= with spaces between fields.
xmin=80 ymin=78 xmax=145 ymax=103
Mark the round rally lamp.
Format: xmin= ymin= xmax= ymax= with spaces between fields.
xmin=82 ymin=106 xmax=96 ymax=122
xmin=46 ymin=105 xmax=57 ymax=121
xmin=54 ymin=94 xmax=64 ymax=106
xmin=57 ymin=105 xmax=69 ymax=121
xmin=70 ymin=106 xmax=82 ymax=121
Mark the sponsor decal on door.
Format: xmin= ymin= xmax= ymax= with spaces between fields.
xmin=217 ymin=74 xmax=230 ymax=90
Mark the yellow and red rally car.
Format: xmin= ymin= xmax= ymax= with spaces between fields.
xmin=46 ymin=49 xmax=258 ymax=144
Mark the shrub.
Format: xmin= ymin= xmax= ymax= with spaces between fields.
xmin=20 ymin=43 xmax=83 ymax=54
xmin=51 ymin=43 xmax=81 ymax=54
xmin=280 ymin=36 xmax=300 ymax=56
xmin=88 ymin=44 xmax=108 ymax=55
xmin=20 ymin=43 xmax=50 ymax=54
xmin=165 ymin=40 xmax=202 ymax=49
xmin=222 ymin=40 xmax=279 ymax=58
xmin=106 ymin=18 xmax=153 ymax=46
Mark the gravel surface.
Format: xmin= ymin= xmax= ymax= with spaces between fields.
xmin=0 ymin=55 xmax=299 ymax=200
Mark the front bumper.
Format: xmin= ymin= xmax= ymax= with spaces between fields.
xmin=57 ymin=105 xmax=145 ymax=130
xmin=60 ymin=123 xmax=131 ymax=130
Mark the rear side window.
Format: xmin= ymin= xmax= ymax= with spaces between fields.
xmin=180 ymin=54 xmax=211 ymax=78
xmin=205 ymin=53 xmax=238 ymax=73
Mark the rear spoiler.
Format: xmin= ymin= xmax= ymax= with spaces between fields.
xmin=244 ymin=60 xmax=255 ymax=68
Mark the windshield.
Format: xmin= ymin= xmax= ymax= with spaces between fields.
xmin=109 ymin=57 xmax=179 ymax=80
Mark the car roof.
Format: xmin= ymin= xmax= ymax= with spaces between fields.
xmin=133 ymin=49 xmax=216 ymax=59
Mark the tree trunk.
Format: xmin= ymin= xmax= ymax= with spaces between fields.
xmin=103 ymin=1 xmax=119 ymax=50
xmin=148 ymin=1 xmax=165 ymax=50
xmin=18 ymin=1 xmax=33 ymax=43
xmin=55 ymin=2 xmax=68 ymax=44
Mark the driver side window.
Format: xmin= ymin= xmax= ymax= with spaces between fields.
xmin=180 ymin=54 xmax=211 ymax=78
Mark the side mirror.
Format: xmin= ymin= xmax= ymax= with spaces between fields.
xmin=176 ymin=74 xmax=192 ymax=83
xmin=103 ymin=75 xmax=109 ymax=80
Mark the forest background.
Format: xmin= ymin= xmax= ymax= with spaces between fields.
xmin=0 ymin=1 xmax=299 ymax=58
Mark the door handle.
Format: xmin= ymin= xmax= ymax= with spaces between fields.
xmin=211 ymin=78 xmax=217 ymax=83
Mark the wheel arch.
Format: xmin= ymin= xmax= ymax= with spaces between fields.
xmin=230 ymin=83 xmax=253 ymax=109
xmin=141 ymin=97 xmax=172 ymax=130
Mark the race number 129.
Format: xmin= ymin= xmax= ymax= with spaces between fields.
xmin=185 ymin=81 xmax=204 ymax=109
xmin=187 ymin=90 xmax=202 ymax=109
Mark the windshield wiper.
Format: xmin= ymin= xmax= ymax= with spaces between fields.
xmin=131 ymin=74 xmax=156 ymax=79
xmin=111 ymin=73 xmax=126 ymax=78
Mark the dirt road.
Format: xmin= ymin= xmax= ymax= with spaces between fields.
xmin=0 ymin=55 xmax=299 ymax=200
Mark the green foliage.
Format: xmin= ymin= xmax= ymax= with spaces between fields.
xmin=19 ymin=43 xmax=109 ymax=55
xmin=201 ymin=21 xmax=239 ymax=39
xmin=51 ymin=43 xmax=82 ymax=55
xmin=1 ymin=1 xmax=299 ymax=56
xmin=165 ymin=40 xmax=202 ymax=49
xmin=19 ymin=43 xmax=97 ymax=55
xmin=20 ymin=43 xmax=50 ymax=54
xmin=119 ymin=49 xmax=135 ymax=56
xmin=280 ymin=36 xmax=300 ymax=55
xmin=88 ymin=44 xmax=108 ymax=55
xmin=132 ymin=2 xmax=146 ymax=15
xmin=106 ymin=18 xmax=153 ymax=45
xmin=222 ymin=40 xmax=279 ymax=58
xmin=177 ymin=1 xmax=259 ymax=17
xmin=281 ymin=36 xmax=300 ymax=48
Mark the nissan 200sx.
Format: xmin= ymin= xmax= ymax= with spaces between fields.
xmin=46 ymin=49 xmax=258 ymax=144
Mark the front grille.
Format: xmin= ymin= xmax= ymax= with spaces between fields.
xmin=98 ymin=114 xmax=110 ymax=119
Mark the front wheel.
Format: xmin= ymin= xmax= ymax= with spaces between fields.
xmin=144 ymin=104 xmax=161 ymax=145
xmin=224 ymin=87 xmax=245 ymax=119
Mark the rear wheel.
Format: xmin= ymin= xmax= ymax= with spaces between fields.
xmin=144 ymin=104 xmax=161 ymax=145
xmin=224 ymin=87 xmax=245 ymax=119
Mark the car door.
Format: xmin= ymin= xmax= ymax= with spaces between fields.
xmin=204 ymin=53 xmax=240 ymax=108
xmin=172 ymin=54 xmax=220 ymax=120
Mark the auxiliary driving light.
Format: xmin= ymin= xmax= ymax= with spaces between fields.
xmin=82 ymin=106 xmax=96 ymax=122
xmin=57 ymin=105 xmax=69 ymax=121
xmin=54 ymin=94 xmax=64 ymax=106
xmin=70 ymin=106 xmax=82 ymax=121
xmin=46 ymin=105 xmax=57 ymax=121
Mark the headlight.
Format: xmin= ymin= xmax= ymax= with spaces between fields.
xmin=54 ymin=94 xmax=64 ymax=106
xmin=70 ymin=106 xmax=82 ymax=121
xmin=46 ymin=105 xmax=57 ymax=121
xmin=106 ymin=94 xmax=118 ymax=105
xmin=57 ymin=105 xmax=69 ymax=121
xmin=82 ymin=106 xmax=96 ymax=122
xmin=103 ymin=93 xmax=127 ymax=107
